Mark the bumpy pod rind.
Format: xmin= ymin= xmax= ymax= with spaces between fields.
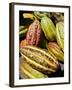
xmin=20 ymin=57 xmax=48 ymax=79
xmin=41 ymin=16 xmax=56 ymax=41
xmin=26 ymin=20 xmax=42 ymax=46
xmin=20 ymin=46 xmax=59 ymax=74
xmin=47 ymin=42 xmax=64 ymax=62
xmin=56 ymin=22 xmax=64 ymax=52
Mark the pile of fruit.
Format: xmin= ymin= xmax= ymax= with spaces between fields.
xmin=19 ymin=11 xmax=64 ymax=79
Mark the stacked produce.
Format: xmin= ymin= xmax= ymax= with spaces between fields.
xmin=19 ymin=11 xmax=64 ymax=79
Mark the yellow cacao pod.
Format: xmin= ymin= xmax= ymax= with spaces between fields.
xmin=20 ymin=57 xmax=48 ymax=79
xmin=47 ymin=42 xmax=64 ymax=62
xmin=20 ymin=46 xmax=59 ymax=74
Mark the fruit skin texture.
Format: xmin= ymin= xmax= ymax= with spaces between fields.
xmin=20 ymin=57 xmax=48 ymax=79
xmin=20 ymin=39 xmax=27 ymax=48
xmin=56 ymin=22 xmax=64 ymax=52
xmin=20 ymin=46 xmax=59 ymax=74
xmin=26 ymin=19 xmax=42 ymax=46
xmin=41 ymin=16 xmax=56 ymax=41
xmin=34 ymin=12 xmax=51 ymax=19
xmin=47 ymin=42 xmax=64 ymax=62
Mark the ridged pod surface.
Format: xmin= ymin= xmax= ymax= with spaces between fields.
xmin=20 ymin=46 xmax=59 ymax=74
xmin=56 ymin=22 xmax=64 ymax=52
xmin=26 ymin=20 xmax=42 ymax=46
xmin=41 ymin=16 xmax=56 ymax=41
xmin=47 ymin=42 xmax=64 ymax=62
xmin=20 ymin=57 xmax=48 ymax=79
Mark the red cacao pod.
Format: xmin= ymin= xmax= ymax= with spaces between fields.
xmin=26 ymin=20 xmax=42 ymax=46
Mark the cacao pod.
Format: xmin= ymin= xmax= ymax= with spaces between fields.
xmin=19 ymin=26 xmax=28 ymax=38
xmin=41 ymin=16 xmax=56 ymax=41
xmin=20 ymin=57 xmax=48 ymax=79
xmin=34 ymin=11 xmax=51 ymax=19
xmin=56 ymin=22 xmax=64 ymax=52
xmin=51 ymin=13 xmax=64 ymax=24
xmin=47 ymin=42 xmax=64 ymax=62
xmin=23 ymin=13 xmax=36 ymax=20
xmin=20 ymin=46 xmax=59 ymax=74
xmin=26 ymin=19 xmax=42 ymax=46
xmin=20 ymin=39 xmax=27 ymax=48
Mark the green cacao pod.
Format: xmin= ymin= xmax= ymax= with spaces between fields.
xmin=56 ymin=22 xmax=64 ymax=52
xmin=20 ymin=46 xmax=59 ymax=74
xmin=20 ymin=57 xmax=48 ymax=79
xmin=19 ymin=26 xmax=28 ymax=38
xmin=34 ymin=11 xmax=51 ymax=19
xmin=47 ymin=42 xmax=64 ymax=62
xmin=41 ymin=16 xmax=56 ymax=41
